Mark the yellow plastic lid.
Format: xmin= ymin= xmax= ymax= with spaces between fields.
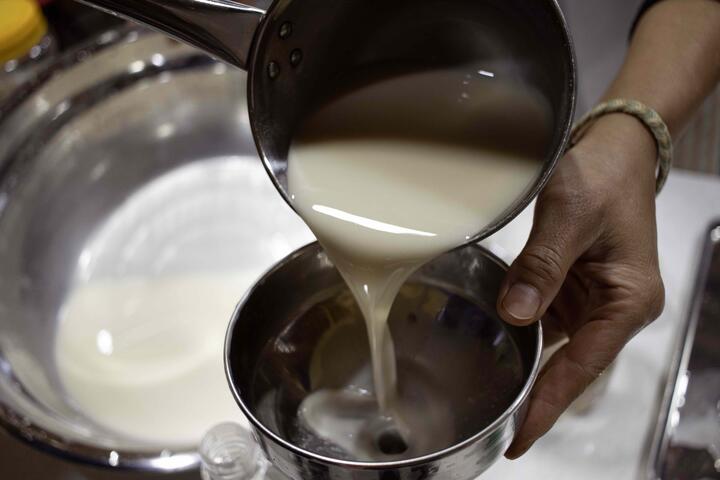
xmin=0 ymin=0 xmax=48 ymax=63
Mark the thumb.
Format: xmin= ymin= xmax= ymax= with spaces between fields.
xmin=497 ymin=196 xmax=592 ymax=326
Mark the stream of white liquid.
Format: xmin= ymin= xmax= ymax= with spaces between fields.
xmin=288 ymin=66 xmax=551 ymax=459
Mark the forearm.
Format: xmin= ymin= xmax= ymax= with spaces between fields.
xmin=603 ymin=0 xmax=720 ymax=138
xmin=574 ymin=0 xmax=720 ymax=183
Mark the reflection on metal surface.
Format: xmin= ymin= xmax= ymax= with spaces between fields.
xmin=0 ymin=28 xmax=312 ymax=472
xmin=648 ymin=221 xmax=720 ymax=479
xmin=225 ymin=243 xmax=542 ymax=480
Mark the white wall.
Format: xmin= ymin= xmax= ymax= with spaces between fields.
xmin=558 ymin=0 xmax=646 ymax=115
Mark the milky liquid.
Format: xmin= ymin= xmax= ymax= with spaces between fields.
xmin=287 ymin=67 xmax=551 ymax=459
xmin=53 ymin=158 xmax=313 ymax=448
xmin=55 ymin=274 xmax=254 ymax=447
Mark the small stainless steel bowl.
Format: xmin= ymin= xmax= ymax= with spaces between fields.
xmin=225 ymin=242 xmax=542 ymax=480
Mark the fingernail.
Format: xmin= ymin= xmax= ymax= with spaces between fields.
xmin=504 ymin=449 xmax=521 ymax=460
xmin=502 ymin=283 xmax=541 ymax=321
xmin=505 ymin=441 xmax=533 ymax=460
xmin=504 ymin=448 xmax=519 ymax=460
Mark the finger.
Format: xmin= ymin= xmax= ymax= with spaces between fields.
xmin=545 ymin=268 xmax=591 ymax=337
xmin=541 ymin=316 xmax=567 ymax=350
xmin=497 ymin=187 xmax=596 ymax=326
xmin=505 ymin=315 xmax=636 ymax=459
xmin=537 ymin=270 xmax=590 ymax=359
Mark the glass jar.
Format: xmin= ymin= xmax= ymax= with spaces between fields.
xmin=200 ymin=423 xmax=279 ymax=480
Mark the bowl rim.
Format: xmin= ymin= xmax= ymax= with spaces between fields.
xmin=224 ymin=240 xmax=544 ymax=470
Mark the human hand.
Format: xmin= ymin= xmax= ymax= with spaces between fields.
xmin=497 ymin=114 xmax=666 ymax=458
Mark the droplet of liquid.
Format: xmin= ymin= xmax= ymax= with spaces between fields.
xmin=267 ymin=61 xmax=280 ymax=80
xmin=279 ymin=22 xmax=293 ymax=39
xmin=290 ymin=49 xmax=303 ymax=68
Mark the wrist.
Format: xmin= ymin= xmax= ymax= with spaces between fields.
xmin=574 ymin=112 xmax=658 ymax=176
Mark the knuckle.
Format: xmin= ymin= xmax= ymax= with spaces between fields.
xmin=564 ymin=349 xmax=604 ymax=385
xmin=532 ymin=393 xmax=565 ymax=422
xmin=520 ymin=244 xmax=567 ymax=284
xmin=629 ymin=269 xmax=665 ymax=325
xmin=644 ymin=273 xmax=666 ymax=320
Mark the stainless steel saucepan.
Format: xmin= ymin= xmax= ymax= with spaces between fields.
xmin=80 ymin=0 xmax=576 ymax=242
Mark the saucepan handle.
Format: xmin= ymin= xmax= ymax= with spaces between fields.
xmin=77 ymin=0 xmax=271 ymax=69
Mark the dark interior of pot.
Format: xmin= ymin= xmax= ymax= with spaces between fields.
xmin=226 ymin=243 xmax=540 ymax=463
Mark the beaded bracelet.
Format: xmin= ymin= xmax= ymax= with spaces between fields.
xmin=568 ymin=98 xmax=673 ymax=194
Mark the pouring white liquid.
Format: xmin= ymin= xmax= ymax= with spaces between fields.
xmin=288 ymin=67 xmax=551 ymax=459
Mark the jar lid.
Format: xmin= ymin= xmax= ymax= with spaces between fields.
xmin=0 ymin=0 xmax=48 ymax=64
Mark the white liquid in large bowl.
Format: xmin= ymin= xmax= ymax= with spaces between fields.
xmin=56 ymin=273 xmax=252 ymax=447
xmin=54 ymin=157 xmax=313 ymax=447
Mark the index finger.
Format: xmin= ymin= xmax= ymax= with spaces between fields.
xmin=505 ymin=316 xmax=635 ymax=459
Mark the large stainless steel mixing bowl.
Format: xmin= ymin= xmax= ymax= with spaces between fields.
xmin=0 ymin=29 xmax=312 ymax=472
